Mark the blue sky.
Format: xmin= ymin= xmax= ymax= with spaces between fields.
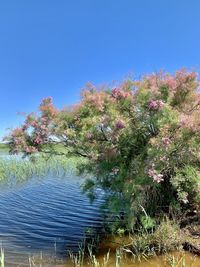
xmin=0 ymin=0 xmax=200 ymax=140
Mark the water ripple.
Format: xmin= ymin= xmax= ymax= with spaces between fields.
xmin=0 ymin=174 xmax=104 ymax=265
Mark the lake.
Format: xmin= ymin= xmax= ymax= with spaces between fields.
xmin=0 ymin=170 xmax=104 ymax=266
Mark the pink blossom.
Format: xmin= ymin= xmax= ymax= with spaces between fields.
xmin=22 ymin=124 xmax=28 ymax=131
xmin=11 ymin=127 xmax=24 ymax=137
xmin=180 ymin=115 xmax=189 ymax=127
xmin=162 ymin=137 xmax=171 ymax=146
xmin=30 ymin=120 xmax=38 ymax=128
xmin=110 ymin=167 xmax=120 ymax=175
xmin=112 ymin=88 xmax=131 ymax=100
xmin=112 ymin=88 xmax=123 ymax=99
xmin=24 ymin=146 xmax=31 ymax=153
xmin=147 ymin=168 xmax=164 ymax=183
xmin=160 ymin=156 xmax=167 ymax=162
xmin=24 ymin=146 xmax=38 ymax=153
xmin=181 ymin=192 xmax=189 ymax=204
xmin=34 ymin=136 xmax=43 ymax=144
xmin=15 ymin=139 xmax=21 ymax=145
xmin=40 ymin=124 xmax=47 ymax=130
xmin=148 ymin=99 xmax=165 ymax=110
xmin=115 ymin=119 xmax=125 ymax=129
xmin=86 ymin=132 xmax=93 ymax=140
xmin=147 ymin=75 xmax=159 ymax=93
xmin=163 ymin=76 xmax=178 ymax=91
xmin=175 ymin=69 xmax=197 ymax=83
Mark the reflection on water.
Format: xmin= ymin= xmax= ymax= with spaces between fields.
xmin=0 ymin=174 xmax=104 ymax=266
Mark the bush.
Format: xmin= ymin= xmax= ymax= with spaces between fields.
xmin=5 ymin=69 xmax=200 ymax=230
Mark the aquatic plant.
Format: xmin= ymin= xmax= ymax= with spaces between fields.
xmin=0 ymin=155 xmax=86 ymax=184
xmin=125 ymin=219 xmax=183 ymax=256
xmin=166 ymin=251 xmax=197 ymax=267
xmin=0 ymin=248 xmax=4 ymax=267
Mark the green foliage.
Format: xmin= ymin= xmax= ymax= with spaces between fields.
xmin=6 ymin=69 xmax=200 ymax=230
xmin=171 ymin=166 xmax=200 ymax=206
xmin=140 ymin=216 xmax=156 ymax=231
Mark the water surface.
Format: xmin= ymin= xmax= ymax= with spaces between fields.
xmin=0 ymin=172 xmax=104 ymax=266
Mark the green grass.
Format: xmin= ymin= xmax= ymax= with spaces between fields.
xmin=0 ymin=154 xmax=87 ymax=183
xmin=0 ymin=143 xmax=9 ymax=153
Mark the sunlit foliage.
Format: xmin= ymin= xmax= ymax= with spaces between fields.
xmin=6 ymin=69 xmax=200 ymax=228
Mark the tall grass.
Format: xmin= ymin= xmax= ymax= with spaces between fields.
xmin=0 ymin=248 xmax=4 ymax=267
xmin=125 ymin=218 xmax=183 ymax=257
xmin=69 ymin=245 xmax=115 ymax=267
xmin=0 ymin=155 xmax=87 ymax=183
xmin=166 ymin=252 xmax=197 ymax=267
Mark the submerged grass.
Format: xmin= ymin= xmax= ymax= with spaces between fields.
xmin=68 ymin=247 xmax=199 ymax=267
xmin=164 ymin=251 xmax=198 ymax=267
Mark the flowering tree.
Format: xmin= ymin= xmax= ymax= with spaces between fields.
xmin=6 ymin=69 xmax=200 ymax=228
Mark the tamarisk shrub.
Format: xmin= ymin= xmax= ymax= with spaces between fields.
xmin=6 ymin=69 xmax=200 ymax=230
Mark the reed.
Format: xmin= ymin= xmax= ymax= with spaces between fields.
xmin=0 ymin=248 xmax=4 ymax=267
xmin=0 ymin=155 xmax=86 ymax=183
xmin=166 ymin=252 xmax=196 ymax=267
xmin=68 ymin=245 xmax=122 ymax=267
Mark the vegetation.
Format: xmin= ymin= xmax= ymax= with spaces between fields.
xmin=3 ymin=69 xmax=200 ymax=263
xmin=5 ymin=69 xmax=200 ymax=229
xmin=0 ymin=248 xmax=4 ymax=267
xmin=0 ymin=143 xmax=9 ymax=153
xmin=0 ymin=155 xmax=85 ymax=183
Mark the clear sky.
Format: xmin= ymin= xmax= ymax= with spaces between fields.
xmin=0 ymin=0 xmax=200 ymax=140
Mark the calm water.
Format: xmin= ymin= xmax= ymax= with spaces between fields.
xmin=0 ymin=172 xmax=104 ymax=266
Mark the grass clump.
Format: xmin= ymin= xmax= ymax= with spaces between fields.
xmin=127 ymin=218 xmax=183 ymax=257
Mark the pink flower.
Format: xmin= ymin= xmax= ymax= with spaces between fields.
xmin=162 ymin=137 xmax=171 ymax=146
xmin=112 ymin=88 xmax=124 ymax=99
xmin=115 ymin=119 xmax=125 ymax=129
xmin=40 ymin=124 xmax=47 ymax=130
xmin=180 ymin=115 xmax=189 ymax=127
xmin=110 ymin=167 xmax=120 ymax=175
xmin=163 ymin=76 xmax=178 ymax=91
xmin=160 ymin=156 xmax=167 ymax=162
xmin=112 ymin=88 xmax=131 ymax=100
xmin=147 ymin=75 xmax=159 ymax=93
xmin=148 ymin=99 xmax=165 ymax=110
xmin=181 ymin=192 xmax=189 ymax=204
xmin=34 ymin=136 xmax=43 ymax=144
xmin=24 ymin=146 xmax=31 ymax=153
xmin=24 ymin=146 xmax=38 ymax=153
xmin=147 ymin=168 xmax=164 ymax=183
xmin=86 ymin=132 xmax=93 ymax=140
